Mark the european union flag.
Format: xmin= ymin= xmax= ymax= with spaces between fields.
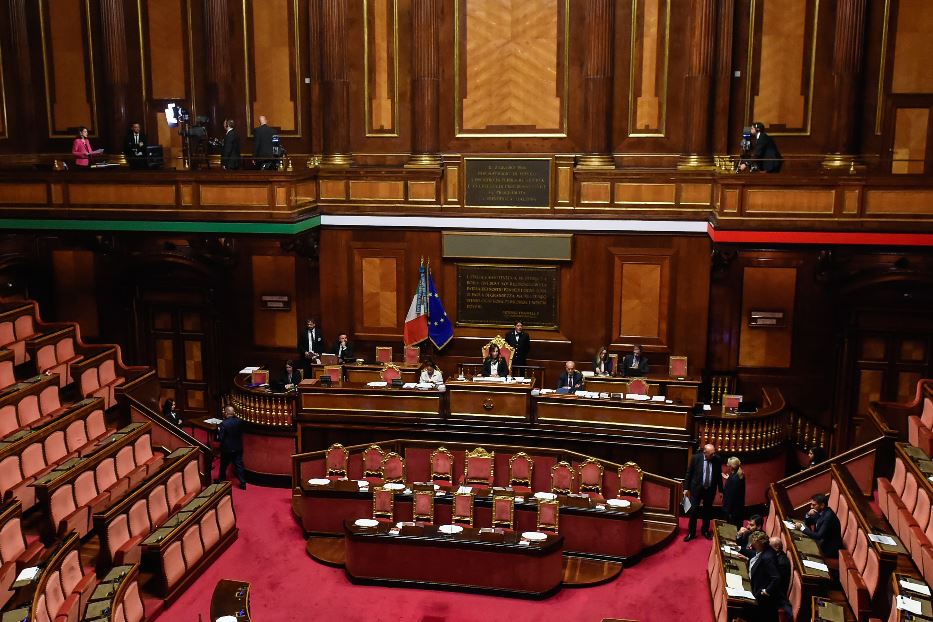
xmin=426 ymin=266 xmax=453 ymax=349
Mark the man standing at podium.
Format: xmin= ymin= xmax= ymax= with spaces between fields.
xmin=505 ymin=322 xmax=530 ymax=369
xmin=299 ymin=318 xmax=325 ymax=371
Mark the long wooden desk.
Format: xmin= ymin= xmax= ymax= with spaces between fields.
xmin=299 ymin=380 xmax=443 ymax=421
xmin=446 ymin=379 xmax=534 ymax=421
xmin=582 ymin=374 xmax=701 ymax=406
xmin=343 ymin=520 xmax=564 ymax=596
xmin=308 ymin=363 xmax=420 ymax=384
xmin=298 ymin=479 xmax=645 ymax=560
xmin=535 ymin=393 xmax=693 ymax=431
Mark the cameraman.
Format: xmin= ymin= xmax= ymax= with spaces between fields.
xmin=739 ymin=122 xmax=783 ymax=173
xmin=253 ymin=115 xmax=275 ymax=170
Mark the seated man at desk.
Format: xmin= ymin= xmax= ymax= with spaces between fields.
xmin=419 ymin=360 xmax=444 ymax=385
xmin=622 ymin=345 xmax=649 ymax=376
xmin=795 ymin=493 xmax=842 ymax=558
xmin=557 ymin=361 xmax=583 ymax=393
xmin=482 ymin=344 xmax=509 ymax=378
xmin=593 ymin=346 xmax=613 ymax=376
xmin=333 ymin=333 xmax=354 ymax=363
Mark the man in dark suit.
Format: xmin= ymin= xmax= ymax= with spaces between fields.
xmin=683 ymin=443 xmax=723 ymax=541
xmin=736 ymin=514 xmax=763 ymax=558
xmin=482 ymin=344 xmax=509 ymax=377
xmin=504 ymin=322 xmax=531 ymax=369
xmin=253 ymin=115 xmax=275 ymax=170
xmin=334 ymin=332 xmax=354 ymax=363
xmin=748 ymin=531 xmax=781 ymax=622
xmin=770 ymin=536 xmax=793 ymax=619
xmin=216 ymin=406 xmax=246 ymax=489
xmin=621 ymin=344 xmax=649 ymax=376
xmin=221 ymin=119 xmax=240 ymax=170
xmin=798 ymin=493 xmax=843 ymax=558
xmin=298 ymin=318 xmax=326 ymax=371
xmin=740 ymin=122 xmax=782 ymax=173
xmin=556 ymin=360 xmax=583 ymax=392
xmin=123 ymin=122 xmax=147 ymax=169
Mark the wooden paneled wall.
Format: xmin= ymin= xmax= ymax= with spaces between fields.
xmin=0 ymin=0 xmax=930 ymax=168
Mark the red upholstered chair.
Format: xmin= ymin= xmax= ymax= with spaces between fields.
xmin=617 ymin=462 xmax=644 ymax=500
xmin=669 ymin=355 xmax=688 ymax=378
xmin=217 ymin=495 xmax=236 ymax=534
xmin=162 ymin=542 xmax=185 ymax=589
xmin=550 ymin=461 xmax=574 ymax=495
xmin=491 ymin=495 xmax=515 ymax=530
xmin=404 ymin=346 xmax=420 ymax=365
xmin=578 ymin=458 xmax=604 ymax=500
xmin=536 ymin=500 xmax=559 ymax=533
xmin=325 ymin=443 xmax=349 ymax=479
xmin=786 ymin=568 xmax=803 ymax=622
xmin=323 ymin=366 xmax=342 ymax=382
xmin=121 ymin=580 xmax=145 ymax=622
xmin=376 ymin=347 xmax=393 ymax=363
xmin=181 ymin=525 xmax=204 ymax=567
xmin=430 ymin=447 xmax=454 ymax=485
xmin=508 ymin=452 xmax=534 ymax=493
xmin=722 ymin=394 xmax=742 ymax=410
xmin=382 ymin=452 xmax=405 ymax=483
xmin=0 ymin=359 xmax=13 ymax=391
xmin=481 ymin=336 xmax=514 ymax=375
xmin=463 ymin=447 xmax=494 ymax=488
xmin=907 ymin=396 xmax=933 ymax=457
xmin=60 ymin=547 xmax=97 ymax=616
xmin=200 ymin=509 xmax=221 ymax=551
xmin=412 ymin=489 xmax=435 ymax=524
xmin=362 ymin=445 xmax=386 ymax=484
xmin=380 ymin=363 xmax=402 ymax=382
xmin=842 ymin=510 xmax=858 ymax=552
xmin=627 ymin=378 xmax=648 ymax=395
xmin=452 ymin=492 xmax=474 ymax=526
xmin=372 ymin=487 xmax=395 ymax=522
xmin=0 ymin=405 xmax=16 ymax=439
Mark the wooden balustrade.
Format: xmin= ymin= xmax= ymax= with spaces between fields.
xmin=695 ymin=387 xmax=788 ymax=454
xmin=228 ymin=375 xmax=296 ymax=428
xmin=789 ymin=410 xmax=833 ymax=452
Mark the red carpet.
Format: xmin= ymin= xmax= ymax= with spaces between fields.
xmin=155 ymin=485 xmax=715 ymax=622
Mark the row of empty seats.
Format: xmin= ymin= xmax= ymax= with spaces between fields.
xmin=0 ymin=398 xmax=108 ymax=510
xmin=0 ymin=302 xmax=44 ymax=365
xmin=30 ymin=326 xmax=83 ymax=389
xmin=41 ymin=423 xmax=164 ymax=540
xmin=907 ymin=390 xmax=933 ymax=459
xmin=0 ymin=374 xmax=69 ymax=440
xmin=0 ymin=500 xmax=44 ymax=609
xmin=81 ymin=564 xmax=146 ymax=622
xmin=100 ymin=448 xmax=203 ymax=572
xmin=20 ymin=532 xmax=98 ymax=622
xmin=156 ymin=482 xmax=237 ymax=600
xmin=324 ymin=443 xmax=645 ymax=500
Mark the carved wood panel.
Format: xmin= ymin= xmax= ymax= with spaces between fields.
xmin=40 ymin=0 xmax=97 ymax=136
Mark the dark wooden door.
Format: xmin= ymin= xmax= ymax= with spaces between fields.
xmin=147 ymin=305 xmax=214 ymax=420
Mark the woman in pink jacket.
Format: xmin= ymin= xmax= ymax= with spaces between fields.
xmin=71 ymin=127 xmax=103 ymax=168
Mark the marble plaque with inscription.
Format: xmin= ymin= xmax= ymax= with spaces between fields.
xmin=464 ymin=159 xmax=551 ymax=207
xmin=457 ymin=264 xmax=558 ymax=328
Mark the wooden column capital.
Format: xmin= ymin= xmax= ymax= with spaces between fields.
xmin=577 ymin=0 xmax=615 ymax=169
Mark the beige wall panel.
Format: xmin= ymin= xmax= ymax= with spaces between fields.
xmin=679 ymin=184 xmax=712 ymax=205
xmin=630 ymin=0 xmax=669 ymax=133
xmin=147 ymin=0 xmax=187 ymax=99
xmin=0 ymin=185 xmax=47 ymax=204
xmin=349 ymin=181 xmax=405 ymax=201
xmin=557 ymin=167 xmax=571 ymax=203
xmin=320 ymin=180 xmax=348 ymax=200
xmin=743 ymin=189 xmax=835 ymax=214
xmin=69 ymin=185 xmax=176 ymax=206
xmin=251 ymin=255 xmax=297 ymax=348
xmin=738 ymin=266 xmax=796 ymax=368
xmin=366 ymin=0 xmax=397 ymax=134
xmin=720 ymin=188 xmax=740 ymax=213
xmin=295 ymin=181 xmax=318 ymax=201
xmin=249 ymin=0 xmax=297 ymax=132
xmin=864 ymin=190 xmax=933 ymax=215
xmin=580 ymin=182 xmax=611 ymax=204
xmin=620 ymin=263 xmax=662 ymax=339
xmin=445 ymin=167 xmax=459 ymax=203
xmin=615 ymin=183 xmax=675 ymax=204
xmin=752 ymin=0 xmax=808 ymax=130
xmin=891 ymin=0 xmax=933 ymax=93
xmin=408 ymin=181 xmax=436 ymax=201
xmin=460 ymin=0 xmax=563 ymax=132
xmin=43 ymin=0 xmax=95 ymax=134
xmin=891 ymin=108 xmax=929 ymax=174
xmin=361 ymin=257 xmax=398 ymax=328
xmin=52 ymin=250 xmax=98 ymax=337
xmin=842 ymin=189 xmax=860 ymax=214
xmin=200 ymin=185 xmax=268 ymax=207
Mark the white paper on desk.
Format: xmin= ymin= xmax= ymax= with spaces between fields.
xmin=721 ymin=545 xmax=741 ymax=556
xmin=868 ymin=533 xmax=897 ymax=546
xmin=239 ymin=366 xmax=260 ymax=374
xmin=725 ymin=586 xmax=755 ymax=600
xmin=574 ymin=390 xmax=587 ymax=396
xmin=703 ymin=404 xmax=712 ymax=411
xmin=402 ymin=383 xmax=417 ymax=389
xmin=581 ymin=371 xmax=595 ymax=377
xmin=203 ymin=418 xmax=222 ymax=425
xmin=651 ymin=395 xmax=665 ymax=402
xmin=900 ymin=578 xmax=932 ymax=596
xmin=366 ymin=381 xmax=388 ymax=387
xmin=725 ymin=573 xmax=744 ymax=589
xmin=783 ymin=520 xmax=797 ymax=530
xmin=896 ymin=595 xmax=924 ymax=615
xmin=539 ymin=389 xmax=554 ymax=395
xmin=16 ymin=566 xmax=39 ymax=582
xmin=457 ymin=485 xmax=472 ymax=494
xmin=625 ymin=393 xmax=637 ymax=400
xmin=802 ymin=559 xmax=829 ymax=572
